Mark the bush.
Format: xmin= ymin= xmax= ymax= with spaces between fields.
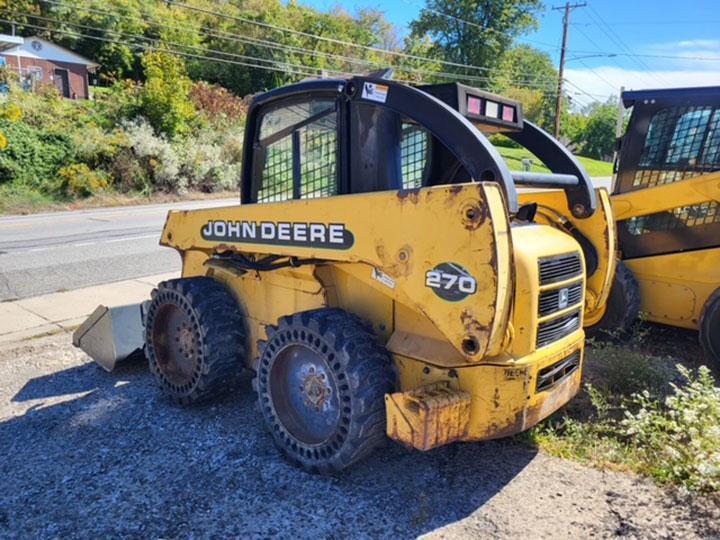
xmin=122 ymin=119 xmax=184 ymax=193
xmin=0 ymin=120 xmax=76 ymax=188
xmin=56 ymin=163 xmax=109 ymax=198
xmin=190 ymin=81 xmax=247 ymax=126
xmin=139 ymin=51 xmax=196 ymax=138
xmin=623 ymin=366 xmax=720 ymax=492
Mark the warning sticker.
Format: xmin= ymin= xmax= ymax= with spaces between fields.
xmin=361 ymin=82 xmax=389 ymax=103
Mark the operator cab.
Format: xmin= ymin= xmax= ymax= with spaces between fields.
xmin=615 ymin=86 xmax=720 ymax=258
xmin=242 ymin=76 xmax=596 ymax=219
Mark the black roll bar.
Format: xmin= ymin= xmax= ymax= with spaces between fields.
xmin=242 ymin=76 xmax=597 ymax=218
xmin=506 ymin=121 xmax=596 ymax=218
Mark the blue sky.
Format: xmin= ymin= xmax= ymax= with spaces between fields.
xmin=300 ymin=0 xmax=720 ymax=105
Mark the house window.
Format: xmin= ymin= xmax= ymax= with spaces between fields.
xmin=28 ymin=66 xmax=43 ymax=83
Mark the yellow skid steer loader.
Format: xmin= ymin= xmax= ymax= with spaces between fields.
xmin=591 ymin=86 xmax=720 ymax=366
xmin=74 ymin=75 xmax=618 ymax=472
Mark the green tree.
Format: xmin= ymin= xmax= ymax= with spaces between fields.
xmin=493 ymin=45 xmax=557 ymax=127
xmin=575 ymin=100 xmax=618 ymax=160
xmin=409 ymin=0 xmax=543 ymax=79
xmin=139 ymin=50 xmax=195 ymax=138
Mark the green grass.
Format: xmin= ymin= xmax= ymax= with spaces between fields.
xmin=0 ymin=184 xmax=57 ymax=215
xmin=497 ymin=145 xmax=613 ymax=177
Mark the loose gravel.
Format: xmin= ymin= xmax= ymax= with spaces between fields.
xmin=1 ymin=333 xmax=718 ymax=539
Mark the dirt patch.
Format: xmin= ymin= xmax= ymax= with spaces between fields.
xmin=0 ymin=332 xmax=718 ymax=539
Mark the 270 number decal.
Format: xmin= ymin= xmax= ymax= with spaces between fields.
xmin=425 ymin=263 xmax=478 ymax=301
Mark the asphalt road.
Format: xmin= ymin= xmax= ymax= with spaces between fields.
xmin=0 ymin=199 xmax=237 ymax=301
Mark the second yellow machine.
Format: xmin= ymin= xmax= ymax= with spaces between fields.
xmin=78 ymin=75 xmax=617 ymax=472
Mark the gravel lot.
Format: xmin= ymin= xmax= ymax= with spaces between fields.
xmin=1 ymin=332 xmax=719 ymax=539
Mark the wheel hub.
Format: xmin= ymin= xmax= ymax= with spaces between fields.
xmin=270 ymin=343 xmax=340 ymax=445
xmin=300 ymin=366 xmax=332 ymax=411
xmin=152 ymin=303 xmax=199 ymax=387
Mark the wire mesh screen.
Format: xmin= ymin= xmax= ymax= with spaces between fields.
xmin=401 ymin=123 xmax=428 ymax=189
xmin=634 ymin=106 xmax=720 ymax=188
xmin=299 ymin=116 xmax=337 ymax=199
xmin=257 ymin=137 xmax=293 ymax=203
xmin=256 ymin=100 xmax=337 ymax=203
xmin=624 ymin=201 xmax=720 ymax=236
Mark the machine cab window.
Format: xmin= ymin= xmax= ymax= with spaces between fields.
xmin=255 ymin=98 xmax=338 ymax=203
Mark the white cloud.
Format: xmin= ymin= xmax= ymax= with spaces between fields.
xmin=673 ymin=39 xmax=720 ymax=50
xmin=564 ymin=65 xmax=720 ymax=106
xmin=564 ymin=38 xmax=720 ymax=107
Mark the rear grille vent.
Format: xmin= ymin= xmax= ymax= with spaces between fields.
xmin=536 ymin=309 xmax=581 ymax=348
xmin=538 ymin=282 xmax=583 ymax=317
xmin=536 ymin=350 xmax=581 ymax=392
xmin=538 ymin=253 xmax=582 ymax=285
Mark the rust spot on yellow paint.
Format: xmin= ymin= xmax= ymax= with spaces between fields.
xmin=397 ymin=188 xmax=421 ymax=204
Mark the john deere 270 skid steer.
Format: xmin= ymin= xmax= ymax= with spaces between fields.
xmin=591 ymin=86 xmax=720 ymax=366
xmin=74 ymin=75 xmax=618 ymax=472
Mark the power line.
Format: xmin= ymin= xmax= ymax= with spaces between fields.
xmin=164 ymin=0 xmax=518 ymax=77
xmin=574 ymin=58 xmax=617 ymax=93
xmin=10 ymin=12 xmax=338 ymax=77
xmin=0 ymin=18 xmax=322 ymax=79
xmin=27 ymin=1 xmax=561 ymax=91
xmin=570 ymin=23 xmax=656 ymax=90
xmin=585 ymin=5 xmax=670 ymax=87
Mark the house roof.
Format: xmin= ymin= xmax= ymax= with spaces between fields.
xmin=0 ymin=34 xmax=24 ymax=52
xmin=1 ymin=36 xmax=99 ymax=69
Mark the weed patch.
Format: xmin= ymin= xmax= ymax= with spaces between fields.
xmin=524 ymin=334 xmax=720 ymax=493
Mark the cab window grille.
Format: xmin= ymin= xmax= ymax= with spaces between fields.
xmin=633 ymin=106 xmax=720 ymax=188
xmin=623 ymin=201 xmax=720 ymax=236
xmin=299 ymin=117 xmax=337 ymax=199
xmin=400 ymin=123 xmax=428 ymax=189
xmin=256 ymin=99 xmax=337 ymax=203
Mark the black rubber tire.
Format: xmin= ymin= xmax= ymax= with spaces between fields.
xmin=587 ymin=260 xmax=641 ymax=339
xmin=255 ymin=308 xmax=395 ymax=473
xmin=699 ymin=288 xmax=720 ymax=368
xmin=145 ymin=277 xmax=247 ymax=405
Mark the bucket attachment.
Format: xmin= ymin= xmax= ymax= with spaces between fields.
xmin=72 ymin=303 xmax=146 ymax=372
xmin=385 ymin=382 xmax=471 ymax=451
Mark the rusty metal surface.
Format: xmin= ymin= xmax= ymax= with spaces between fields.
xmin=386 ymin=382 xmax=471 ymax=451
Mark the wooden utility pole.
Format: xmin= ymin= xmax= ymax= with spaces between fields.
xmin=553 ymin=2 xmax=586 ymax=139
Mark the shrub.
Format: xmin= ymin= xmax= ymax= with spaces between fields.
xmin=175 ymin=126 xmax=243 ymax=192
xmin=0 ymin=120 xmax=76 ymax=188
xmin=623 ymin=366 xmax=720 ymax=492
xmin=121 ymin=119 xmax=185 ymax=193
xmin=190 ymin=81 xmax=247 ymax=125
xmin=139 ymin=51 xmax=196 ymax=138
xmin=72 ymin=125 xmax=128 ymax=169
xmin=528 ymin=354 xmax=720 ymax=493
xmin=57 ymin=163 xmax=109 ymax=198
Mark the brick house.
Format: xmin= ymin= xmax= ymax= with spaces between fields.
xmin=0 ymin=35 xmax=99 ymax=99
